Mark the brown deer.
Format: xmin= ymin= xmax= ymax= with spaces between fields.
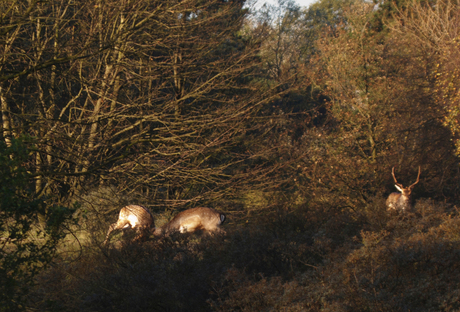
xmin=154 ymin=207 xmax=226 ymax=236
xmin=386 ymin=166 xmax=421 ymax=212
xmin=104 ymin=205 xmax=154 ymax=245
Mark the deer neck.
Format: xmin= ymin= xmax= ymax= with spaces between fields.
xmin=398 ymin=192 xmax=412 ymax=210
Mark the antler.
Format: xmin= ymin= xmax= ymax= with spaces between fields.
xmin=409 ymin=166 xmax=421 ymax=188
xmin=391 ymin=166 xmax=404 ymax=188
xmin=392 ymin=166 xmax=421 ymax=189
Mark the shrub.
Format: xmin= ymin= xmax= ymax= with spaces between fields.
xmin=0 ymin=138 xmax=73 ymax=311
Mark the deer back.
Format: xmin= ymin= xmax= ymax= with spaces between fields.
xmin=118 ymin=204 xmax=154 ymax=228
xmin=104 ymin=205 xmax=154 ymax=244
xmin=157 ymin=207 xmax=226 ymax=235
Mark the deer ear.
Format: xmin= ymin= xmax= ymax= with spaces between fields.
xmin=395 ymin=185 xmax=403 ymax=192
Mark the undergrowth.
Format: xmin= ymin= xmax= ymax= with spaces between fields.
xmin=26 ymin=198 xmax=460 ymax=311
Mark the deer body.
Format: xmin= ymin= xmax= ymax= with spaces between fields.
xmin=154 ymin=207 xmax=226 ymax=236
xmin=386 ymin=166 xmax=421 ymax=212
xmin=104 ymin=205 xmax=154 ymax=244
xmin=386 ymin=186 xmax=412 ymax=211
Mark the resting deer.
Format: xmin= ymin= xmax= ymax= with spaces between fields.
xmin=154 ymin=207 xmax=226 ymax=236
xmin=104 ymin=205 xmax=154 ymax=245
xmin=386 ymin=166 xmax=421 ymax=212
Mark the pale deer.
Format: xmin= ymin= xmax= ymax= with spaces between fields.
xmin=386 ymin=166 xmax=421 ymax=212
xmin=104 ymin=204 xmax=154 ymax=245
xmin=154 ymin=207 xmax=226 ymax=236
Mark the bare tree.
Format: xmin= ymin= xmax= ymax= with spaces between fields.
xmin=0 ymin=0 xmax=286 ymax=218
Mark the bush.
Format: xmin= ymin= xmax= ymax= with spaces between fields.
xmin=0 ymin=138 xmax=73 ymax=311
xmin=25 ymin=194 xmax=460 ymax=311
xmin=315 ymin=199 xmax=460 ymax=311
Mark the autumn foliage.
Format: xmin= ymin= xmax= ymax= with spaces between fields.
xmin=1 ymin=0 xmax=460 ymax=310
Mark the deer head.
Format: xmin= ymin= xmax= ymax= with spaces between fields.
xmin=386 ymin=166 xmax=421 ymax=212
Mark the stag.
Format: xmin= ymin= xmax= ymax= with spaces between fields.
xmin=386 ymin=166 xmax=421 ymax=212
xmin=154 ymin=207 xmax=226 ymax=236
xmin=104 ymin=205 xmax=154 ymax=244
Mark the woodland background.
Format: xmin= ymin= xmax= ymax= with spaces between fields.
xmin=1 ymin=0 xmax=460 ymax=310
